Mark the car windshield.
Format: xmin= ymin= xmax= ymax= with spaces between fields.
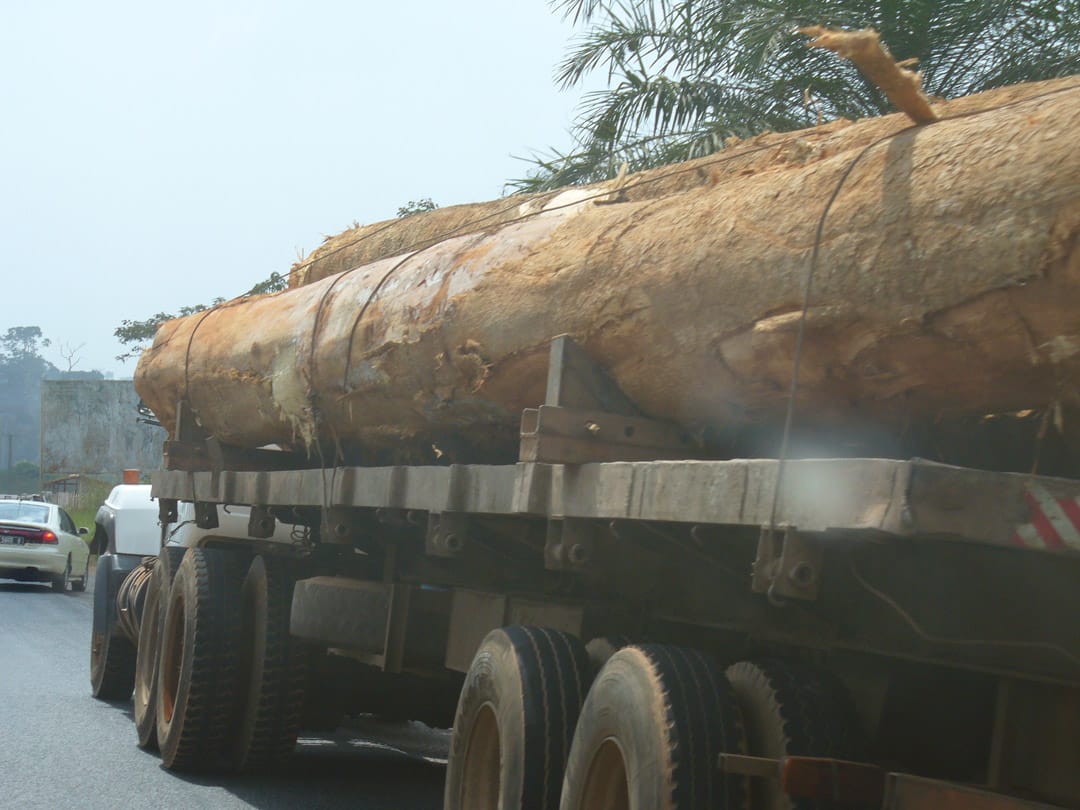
xmin=0 ymin=502 xmax=50 ymax=523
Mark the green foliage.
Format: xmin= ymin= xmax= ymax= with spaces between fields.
xmin=246 ymin=271 xmax=288 ymax=296
xmin=66 ymin=477 xmax=114 ymax=531
xmin=113 ymin=270 xmax=288 ymax=362
xmin=114 ymin=302 xmax=221 ymax=363
xmin=0 ymin=326 xmax=50 ymax=361
xmin=396 ymin=198 xmax=439 ymax=217
xmin=513 ymin=0 xmax=1080 ymax=190
xmin=13 ymin=460 xmax=38 ymax=476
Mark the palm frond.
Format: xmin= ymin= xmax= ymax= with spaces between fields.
xmin=529 ymin=0 xmax=1080 ymax=190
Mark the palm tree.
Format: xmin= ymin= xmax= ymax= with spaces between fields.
xmin=512 ymin=0 xmax=1080 ymax=190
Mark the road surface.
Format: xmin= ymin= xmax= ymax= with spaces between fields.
xmin=0 ymin=579 xmax=447 ymax=809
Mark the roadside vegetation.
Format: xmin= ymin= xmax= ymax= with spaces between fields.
xmin=66 ymin=478 xmax=115 ymax=534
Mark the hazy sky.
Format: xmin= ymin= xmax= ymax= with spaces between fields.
xmin=1 ymin=1 xmax=593 ymax=377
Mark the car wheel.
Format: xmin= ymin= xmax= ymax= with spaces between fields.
xmin=71 ymin=558 xmax=90 ymax=592
xmin=52 ymin=557 xmax=71 ymax=593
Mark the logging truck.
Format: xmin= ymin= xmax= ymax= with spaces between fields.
xmin=91 ymin=72 xmax=1079 ymax=810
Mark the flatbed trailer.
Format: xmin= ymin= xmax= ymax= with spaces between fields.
xmin=147 ymin=454 xmax=1080 ymax=803
xmin=98 ymin=338 xmax=1080 ymax=809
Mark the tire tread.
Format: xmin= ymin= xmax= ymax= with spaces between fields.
xmin=90 ymin=632 xmax=137 ymax=700
xmin=157 ymin=547 xmax=246 ymax=771
xmin=726 ymin=659 xmax=866 ymax=810
xmin=233 ymin=554 xmax=308 ymax=770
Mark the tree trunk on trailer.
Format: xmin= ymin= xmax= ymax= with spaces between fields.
xmin=136 ymin=78 xmax=1080 ymax=466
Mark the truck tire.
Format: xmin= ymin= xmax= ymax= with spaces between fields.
xmin=444 ymin=625 xmax=589 ymax=810
xmin=560 ymin=645 xmax=750 ymax=810
xmin=90 ymin=629 xmax=137 ymax=700
xmin=584 ymin=635 xmax=631 ymax=679
xmin=231 ymin=554 xmax=308 ymax=770
xmin=155 ymin=547 xmax=246 ymax=771
xmin=725 ymin=659 xmax=865 ymax=810
xmin=134 ymin=547 xmax=187 ymax=750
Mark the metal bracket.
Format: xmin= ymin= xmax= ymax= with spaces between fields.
xmin=426 ymin=512 xmax=469 ymax=557
xmin=521 ymin=404 xmax=694 ymax=464
xmin=158 ymin=498 xmax=179 ymax=525
xmin=752 ymin=525 xmax=823 ymax=602
xmin=175 ymin=400 xmax=208 ymax=443
xmin=193 ymin=501 xmax=219 ymax=530
xmin=247 ymin=505 xmax=276 ymax=539
xmin=520 ymin=336 xmax=696 ymax=464
xmin=321 ymin=507 xmax=365 ymax=545
xmin=545 ymin=518 xmax=597 ymax=571
xmin=166 ymin=400 xmax=306 ymax=473
xmin=544 ymin=334 xmax=640 ymax=415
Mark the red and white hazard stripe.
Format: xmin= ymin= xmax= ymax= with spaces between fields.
xmin=1011 ymin=484 xmax=1080 ymax=551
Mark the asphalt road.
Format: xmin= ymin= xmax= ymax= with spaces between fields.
xmin=0 ymin=579 xmax=447 ymax=810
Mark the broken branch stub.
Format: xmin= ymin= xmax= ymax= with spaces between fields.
xmin=802 ymin=26 xmax=938 ymax=125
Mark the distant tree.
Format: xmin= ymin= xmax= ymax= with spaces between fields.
xmin=57 ymin=341 xmax=85 ymax=372
xmin=513 ymin=0 xmax=1080 ymax=190
xmin=0 ymin=326 xmax=58 ymax=466
xmin=1 ymin=326 xmax=51 ymax=362
xmin=0 ymin=326 xmax=55 ymax=381
xmin=397 ymin=198 xmax=439 ymax=217
xmin=12 ymin=460 xmax=38 ymax=478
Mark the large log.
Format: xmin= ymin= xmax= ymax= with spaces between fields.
xmin=137 ymin=77 xmax=1080 ymax=466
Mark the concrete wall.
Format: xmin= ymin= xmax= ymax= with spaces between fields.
xmin=41 ymin=380 xmax=164 ymax=478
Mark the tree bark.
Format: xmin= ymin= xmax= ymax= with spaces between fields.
xmin=137 ymin=77 xmax=1080 ymax=465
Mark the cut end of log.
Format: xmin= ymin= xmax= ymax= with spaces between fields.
xmin=801 ymin=26 xmax=938 ymax=125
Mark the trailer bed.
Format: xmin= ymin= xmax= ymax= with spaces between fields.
xmin=153 ymin=457 xmax=1080 ymax=556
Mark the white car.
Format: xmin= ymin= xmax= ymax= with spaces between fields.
xmin=0 ymin=499 xmax=92 ymax=592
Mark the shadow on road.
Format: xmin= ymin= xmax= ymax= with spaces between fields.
xmin=0 ymin=582 xmax=58 ymax=593
xmin=0 ymin=581 xmax=93 ymax=600
xmin=88 ymin=696 xmax=447 ymax=809
xmin=174 ymin=747 xmax=446 ymax=810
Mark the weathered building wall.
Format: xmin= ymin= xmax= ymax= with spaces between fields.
xmin=41 ymin=380 xmax=164 ymax=478
xmin=0 ymin=368 xmax=44 ymax=466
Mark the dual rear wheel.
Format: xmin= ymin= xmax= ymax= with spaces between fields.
xmin=138 ymin=547 xmax=307 ymax=772
xmin=447 ymin=630 xmax=863 ymax=810
xmin=444 ymin=625 xmax=590 ymax=810
xmin=133 ymin=547 xmax=186 ymax=749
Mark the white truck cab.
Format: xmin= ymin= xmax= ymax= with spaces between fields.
xmin=94 ymin=484 xmax=160 ymax=556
